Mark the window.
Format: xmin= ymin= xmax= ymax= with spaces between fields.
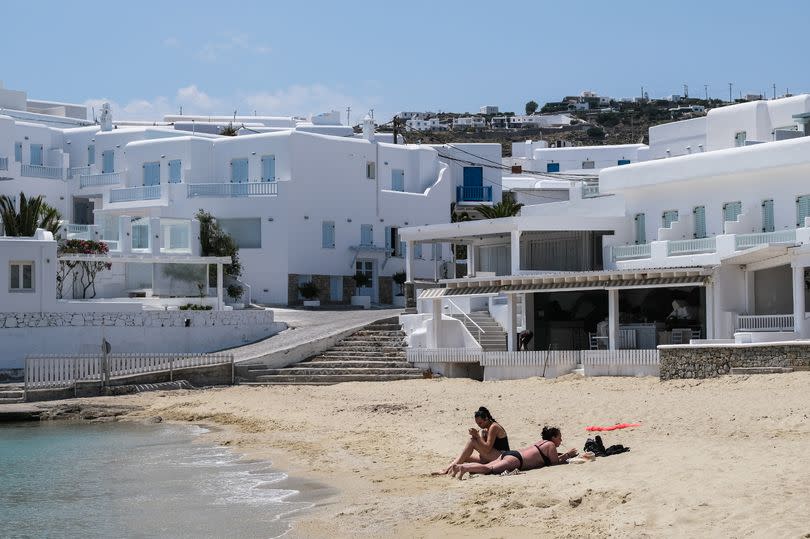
xmin=546 ymin=162 xmax=560 ymax=173
xmin=231 ymin=158 xmax=249 ymax=183
xmin=634 ymin=213 xmax=646 ymax=244
xmin=131 ymin=219 xmax=150 ymax=250
xmin=385 ymin=226 xmax=402 ymax=256
xmin=14 ymin=142 xmax=22 ymax=163
xmin=366 ymin=161 xmax=376 ymax=179
xmin=431 ymin=243 xmax=441 ymax=260
xmin=734 ymin=131 xmax=747 ymax=147
xmin=617 ymin=159 xmax=631 ymax=166
xmin=662 ymin=210 xmax=679 ymax=229
xmin=102 ymin=150 xmax=114 ymax=174
xmin=261 ymin=155 xmax=275 ymax=182
xmin=414 ymin=243 xmax=423 ymax=259
xmin=9 ymin=262 xmax=34 ymax=291
xmin=329 ymin=276 xmax=343 ymax=302
xmin=88 ymin=144 xmax=95 ymax=166
xmin=391 ymin=169 xmax=405 ymax=191
xmin=360 ymin=224 xmax=373 ymax=246
xmin=797 ymin=195 xmax=810 ymax=227
xmin=581 ymin=160 xmax=595 ymax=169
xmin=322 ymin=221 xmax=335 ymax=249
xmin=693 ymin=206 xmax=706 ymax=239
xmin=143 ymin=162 xmax=160 ymax=186
xmin=761 ymin=199 xmax=774 ymax=232
xmin=168 ymin=160 xmax=181 ymax=183
xmin=30 ymin=144 xmax=43 ymax=166
xmin=218 ymin=218 xmax=262 ymax=248
xmin=722 ymin=201 xmax=742 ymax=223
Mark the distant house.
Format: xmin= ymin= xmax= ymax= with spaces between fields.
xmin=452 ymin=116 xmax=486 ymax=129
xmin=405 ymin=118 xmax=442 ymax=131
xmin=480 ymin=105 xmax=499 ymax=115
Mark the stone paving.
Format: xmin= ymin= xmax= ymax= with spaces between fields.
xmin=231 ymin=307 xmax=403 ymax=362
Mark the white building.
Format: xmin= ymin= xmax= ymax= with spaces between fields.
xmin=406 ymin=118 xmax=442 ymax=131
xmin=452 ymin=116 xmax=486 ymax=129
xmin=509 ymin=113 xmax=575 ymax=129
xmin=480 ymin=106 xmax=499 ymax=115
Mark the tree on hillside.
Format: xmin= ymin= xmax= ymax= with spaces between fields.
xmin=525 ymin=100 xmax=539 ymax=115
xmin=0 ymin=192 xmax=62 ymax=236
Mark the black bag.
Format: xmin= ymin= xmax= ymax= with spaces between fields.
xmin=583 ymin=435 xmax=629 ymax=457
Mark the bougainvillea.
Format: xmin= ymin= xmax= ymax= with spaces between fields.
xmin=57 ymin=239 xmax=113 ymax=299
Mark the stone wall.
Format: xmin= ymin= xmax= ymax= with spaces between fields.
xmin=378 ymin=276 xmax=393 ymax=305
xmin=659 ymin=343 xmax=810 ymax=380
xmin=0 ymin=310 xmax=275 ymax=329
xmin=342 ymin=276 xmax=357 ymax=303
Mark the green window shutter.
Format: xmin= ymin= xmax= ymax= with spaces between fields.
xmin=797 ymin=195 xmax=810 ymax=227
xmin=693 ymin=206 xmax=706 ymax=238
xmin=662 ymin=210 xmax=679 ymax=229
xmin=322 ymin=221 xmax=335 ymax=248
xmin=360 ymin=224 xmax=373 ymax=246
xmin=414 ymin=243 xmax=422 ymax=258
xmin=634 ymin=213 xmax=646 ymax=244
xmin=723 ymin=201 xmax=742 ymax=223
xmin=761 ymin=199 xmax=774 ymax=232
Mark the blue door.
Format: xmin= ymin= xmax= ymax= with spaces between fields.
xmin=261 ymin=155 xmax=275 ymax=181
xmin=462 ymin=166 xmax=484 ymax=201
xmin=143 ymin=162 xmax=160 ymax=186
xmin=88 ymin=145 xmax=95 ymax=165
xmin=102 ymin=150 xmax=114 ymax=173
xmin=231 ymin=158 xmax=249 ymax=182
xmin=14 ymin=142 xmax=22 ymax=162
xmin=30 ymin=144 xmax=43 ymax=166
xmin=391 ymin=169 xmax=405 ymax=191
xmin=546 ymin=162 xmax=560 ymax=173
xmin=168 ymin=160 xmax=181 ymax=183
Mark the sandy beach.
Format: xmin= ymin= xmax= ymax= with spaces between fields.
xmin=75 ymin=373 xmax=810 ymax=538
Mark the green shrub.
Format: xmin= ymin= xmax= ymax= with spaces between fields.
xmin=298 ymin=281 xmax=320 ymax=300
xmin=179 ymin=303 xmax=212 ymax=311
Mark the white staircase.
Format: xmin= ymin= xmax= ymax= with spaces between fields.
xmin=450 ymin=311 xmax=507 ymax=351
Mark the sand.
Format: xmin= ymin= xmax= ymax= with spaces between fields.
xmin=104 ymin=373 xmax=810 ymax=538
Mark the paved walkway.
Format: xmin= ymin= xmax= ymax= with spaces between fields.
xmin=231 ymin=307 xmax=403 ymax=362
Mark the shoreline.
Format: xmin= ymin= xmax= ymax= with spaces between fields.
xmin=4 ymin=374 xmax=810 ymax=537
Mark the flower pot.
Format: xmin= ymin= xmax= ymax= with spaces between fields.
xmin=303 ymin=299 xmax=320 ymax=307
xmin=351 ymin=295 xmax=370 ymax=309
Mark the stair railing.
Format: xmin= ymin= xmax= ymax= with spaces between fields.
xmin=444 ymin=298 xmax=486 ymax=342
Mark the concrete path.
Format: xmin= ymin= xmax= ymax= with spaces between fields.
xmin=231 ymin=308 xmax=403 ymax=363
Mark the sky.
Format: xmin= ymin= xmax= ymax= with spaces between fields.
xmin=2 ymin=0 xmax=809 ymax=124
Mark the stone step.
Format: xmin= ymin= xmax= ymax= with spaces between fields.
xmin=252 ymin=373 xmax=424 ymax=384
xmin=320 ymin=350 xmax=405 ymax=357
xmin=258 ymin=367 xmax=421 ymax=376
xmin=729 ymin=367 xmax=794 ymax=375
xmin=311 ymin=356 xmax=405 ymax=363
xmin=362 ymin=325 xmax=403 ymax=331
xmin=332 ymin=341 xmax=404 ymax=348
xmin=293 ymin=360 xmax=413 ymax=369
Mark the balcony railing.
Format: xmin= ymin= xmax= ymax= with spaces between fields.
xmin=581 ymin=183 xmax=599 ymax=198
xmin=21 ymin=164 xmax=63 ymax=180
xmin=0 ymin=157 xmax=8 ymax=171
xmin=735 ymin=229 xmax=797 ymax=250
xmin=80 ymin=172 xmax=122 ymax=188
xmin=611 ymin=243 xmax=651 ymax=260
xmin=456 ymin=185 xmax=493 ymax=203
xmin=187 ymin=181 xmax=278 ymax=198
xmin=67 ymin=166 xmax=92 ymax=179
xmin=667 ymin=237 xmax=717 ymax=256
xmin=109 ymin=185 xmax=161 ymax=203
xmin=735 ymin=314 xmax=794 ymax=331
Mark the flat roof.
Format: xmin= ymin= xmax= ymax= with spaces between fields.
xmin=58 ymin=253 xmax=232 ymax=264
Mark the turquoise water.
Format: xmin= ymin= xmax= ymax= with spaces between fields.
xmin=0 ymin=421 xmax=311 ymax=539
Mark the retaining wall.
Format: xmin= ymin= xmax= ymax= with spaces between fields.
xmin=659 ymin=342 xmax=810 ymax=380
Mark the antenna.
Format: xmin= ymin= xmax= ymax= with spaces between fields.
xmin=346 ymin=106 xmax=351 ymax=126
xmin=683 ymin=84 xmax=688 ymax=99
xmin=370 ymin=108 xmax=374 ymax=120
xmin=233 ymin=110 xmax=237 ymax=121
xmin=704 ymin=84 xmax=708 ymax=101
xmin=179 ymin=105 xmax=183 ymax=115
xmin=773 ymin=83 xmax=776 ymax=99
xmin=728 ymin=82 xmax=733 ymax=103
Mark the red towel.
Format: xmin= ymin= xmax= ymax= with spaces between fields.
xmin=586 ymin=423 xmax=641 ymax=432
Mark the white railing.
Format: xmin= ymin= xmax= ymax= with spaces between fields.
xmin=80 ymin=172 xmax=122 ymax=188
xmin=735 ymin=314 xmax=794 ymax=331
xmin=735 ymin=229 xmax=797 ymax=250
xmin=444 ymin=298 xmax=486 ymax=341
xmin=24 ymin=353 xmax=234 ymax=393
xmin=407 ymin=348 xmax=483 ymax=363
xmin=102 ymin=240 xmax=120 ymax=251
xmin=109 ymin=185 xmax=161 ymax=203
xmin=611 ymin=243 xmax=652 ymax=260
xmin=21 ymin=164 xmax=63 ymax=179
xmin=480 ymin=350 xmax=581 ymax=367
xmin=0 ymin=157 xmax=8 ymax=171
xmin=65 ymin=223 xmax=90 ymax=234
xmin=187 ymin=182 xmax=278 ymax=198
xmin=67 ymin=166 xmax=92 ymax=179
xmin=667 ymin=237 xmax=717 ymax=256
xmin=581 ymin=349 xmax=660 ymax=377
xmin=581 ymin=184 xmax=599 ymax=198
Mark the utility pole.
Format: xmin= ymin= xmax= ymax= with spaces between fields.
xmin=179 ymin=105 xmax=183 ymax=116
xmin=773 ymin=83 xmax=777 ymax=99
xmin=728 ymin=83 xmax=733 ymax=103
xmin=704 ymin=84 xmax=708 ymax=101
xmin=346 ymin=106 xmax=351 ymax=126
xmin=640 ymin=86 xmax=644 ymax=102
xmin=683 ymin=84 xmax=688 ymax=99
xmin=392 ymin=116 xmax=401 ymax=145
xmin=370 ymin=108 xmax=374 ymax=120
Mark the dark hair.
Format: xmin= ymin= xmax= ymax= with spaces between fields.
xmin=541 ymin=426 xmax=561 ymax=441
xmin=474 ymin=406 xmax=495 ymax=422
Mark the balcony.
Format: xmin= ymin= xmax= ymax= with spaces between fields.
xmin=735 ymin=314 xmax=794 ymax=332
xmin=187 ymin=181 xmax=278 ymax=198
xmin=109 ymin=185 xmax=161 ymax=203
xmin=611 ymin=243 xmax=652 ymax=260
xmin=0 ymin=157 xmax=8 ymax=171
xmin=456 ymin=185 xmax=492 ymax=203
xmin=735 ymin=229 xmax=796 ymax=250
xmin=581 ymin=183 xmax=600 ymax=198
xmin=80 ymin=172 xmax=122 ymax=188
xmin=667 ymin=237 xmax=717 ymax=256
xmin=21 ymin=164 xmax=63 ymax=180
xmin=67 ymin=166 xmax=92 ymax=179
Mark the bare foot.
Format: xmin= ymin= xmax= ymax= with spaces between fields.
xmin=430 ymin=467 xmax=450 ymax=476
xmin=449 ymin=464 xmax=460 ymax=478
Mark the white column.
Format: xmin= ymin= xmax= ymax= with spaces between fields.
xmin=510 ymin=230 xmax=521 ymax=275
xmin=405 ymin=240 xmax=414 ymax=282
xmin=190 ymin=219 xmax=201 ymax=256
xmin=467 ymin=243 xmax=476 ymax=277
xmin=744 ymin=269 xmax=755 ymax=314
xmin=216 ymin=263 xmax=224 ymax=310
xmin=434 ymin=245 xmax=440 ymax=281
xmin=149 ymin=217 xmax=161 ymax=255
xmin=608 ymin=288 xmax=619 ymax=350
xmin=507 ymin=294 xmax=517 ymax=351
xmin=431 ymin=298 xmax=442 ymax=347
xmin=118 ymin=215 xmax=132 ymax=254
xmin=792 ymin=265 xmax=805 ymax=337
xmin=705 ymin=281 xmax=715 ymax=339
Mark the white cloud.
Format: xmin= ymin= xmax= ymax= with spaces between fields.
xmin=198 ymin=32 xmax=271 ymax=62
xmin=163 ymin=36 xmax=180 ymax=47
xmin=244 ymin=84 xmax=381 ymax=122
xmin=176 ymin=85 xmax=220 ymax=111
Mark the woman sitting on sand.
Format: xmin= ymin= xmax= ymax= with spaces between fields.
xmin=451 ymin=426 xmax=577 ymax=479
xmin=433 ymin=407 xmax=510 ymax=476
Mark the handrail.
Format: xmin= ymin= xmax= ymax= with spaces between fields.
xmin=443 ymin=298 xmax=486 ymax=342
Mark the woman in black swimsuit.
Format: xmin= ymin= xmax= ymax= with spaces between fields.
xmin=433 ymin=407 xmax=510 ymax=476
xmin=452 ymin=426 xmax=577 ymax=479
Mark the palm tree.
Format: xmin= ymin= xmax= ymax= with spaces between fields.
xmin=0 ymin=192 xmax=62 ymax=236
xmin=475 ymin=198 xmax=523 ymax=219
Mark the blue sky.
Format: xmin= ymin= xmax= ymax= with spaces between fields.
xmin=2 ymin=0 xmax=809 ymax=123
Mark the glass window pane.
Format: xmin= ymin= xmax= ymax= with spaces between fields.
xmin=217 ymin=218 xmax=262 ymax=249
xmin=10 ymin=264 xmax=19 ymax=289
xmin=22 ymin=264 xmax=32 ymax=289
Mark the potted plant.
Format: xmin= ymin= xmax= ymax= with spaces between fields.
xmin=298 ymin=281 xmax=321 ymax=307
xmin=351 ymin=272 xmax=372 ymax=309
xmin=227 ymin=284 xmax=245 ymax=309
xmin=392 ymin=271 xmax=407 ymax=307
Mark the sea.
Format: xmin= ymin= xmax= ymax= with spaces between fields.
xmin=0 ymin=421 xmax=314 ymax=539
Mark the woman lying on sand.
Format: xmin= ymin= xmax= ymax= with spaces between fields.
xmin=432 ymin=407 xmax=510 ymax=476
xmin=452 ymin=426 xmax=577 ymax=479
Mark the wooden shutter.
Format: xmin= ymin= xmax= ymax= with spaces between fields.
xmin=761 ymin=199 xmax=774 ymax=232
xmin=693 ymin=206 xmax=706 ymax=238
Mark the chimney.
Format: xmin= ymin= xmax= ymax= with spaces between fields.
xmin=362 ymin=114 xmax=375 ymax=142
xmin=100 ymin=102 xmax=112 ymax=131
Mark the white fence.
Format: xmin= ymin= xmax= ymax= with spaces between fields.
xmin=735 ymin=314 xmax=794 ymax=331
xmin=24 ymin=353 xmax=234 ymax=393
xmin=407 ymin=348 xmax=660 ymax=379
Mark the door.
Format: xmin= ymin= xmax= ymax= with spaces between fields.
xmin=355 ymin=260 xmax=375 ymax=299
xmin=231 ymin=158 xmax=249 ymax=182
xmin=102 ymin=150 xmax=114 ymax=173
xmin=143 ymin=162 xmax=160 ymax=186
xmin=462 ymin=166 xmax=484 ymax=201
xmin=30 ymin=144 xmax=43 ymax=166
xmin=391 ymin=169 xmax=404 ymax=191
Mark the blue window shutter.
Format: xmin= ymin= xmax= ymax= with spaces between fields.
xmin=231 ymin=158 xmax=249 ymax=182
xmin=30 ymin=144 xmax=43 ymax=166
xmin=14 ymin=142 xmax=22 ymax=162
xmin=391 ymin=169 xmax=404 ymax=191
xmin=414 ymin=243 xmax=422 ymax=258
xmin=102 ymin=150 xmax=114 ymax=173
xmin=322 ymin=221 xmax=335 ymax=248
xmin=385 ymin=226 xmax=392 ymax=252
xmin=361 ymin=224 xmax=373 ymax=245
xmin=261 ymin=155 xmax=275 ymax=182
xmin=330 ymin=276 xmax=342 ymax=301
xmin=168 ymin=160 xmax=181 ymax=183
xmin=618 ymin=159 xmax=631 ymax=166
xmin=634 ymin=213 xmax=646 ymax=244
xmin=143 ymin=162 xmax=160 ymax=186
xmin=761 ymin=200 xmax=774 ymax=232
xmin=723 ymin=201 xmax=742 ymax=222
xmin=693 ymin=206 xmax=706 ymax=238
xmin=399 ymin=240 xmax=406 ymax=257
xmin=797 ymin=195 xmax=810 ymax=227
xmin=546 ymin=162 xmax=560 ymax=173
xmin=662 ymin=210 xmax=679 ymax=229
xmin=88 ymin=145 xmax=95 ymax=165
